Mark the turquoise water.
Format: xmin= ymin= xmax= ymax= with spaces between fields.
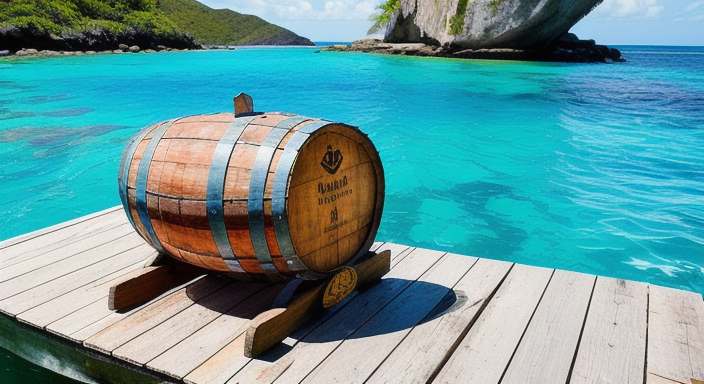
xmin=0 ymin=45 xmax=703 ymax=382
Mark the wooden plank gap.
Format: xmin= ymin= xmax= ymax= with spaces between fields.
xmin=424 ymin=262 xmax=516 ymax=384
xmin=299 ymin=253 xmax=476 ymax=384
xmin=432 ymin=264 xmax=554 ymax=383
xmin=16 ymin=259 xmax=149 ymax=328
xmin=646 ymin=285 xmax=704 ymax=383
xmin=501 ymin=270 xmax=595 ymax=384
xmin=69 ymin=275 xmax=210 ymax=344
xmin=0 ymin=242 xmax=154 ymax=317
xmin=564 ymin=274 xmax=598 ymax=384
xmin=0 ymin=206 xmax=122 ymax=250
xmin=1 ymin=215 xmax=130 ymax=268
xmin=111 ymin=281 xmax=269 ymax=367
xmin=374 ymin=242 xmax=413 ymax=267
xmin=485 ymin=268 xmax=553 ymax=383
xmin=147 ymin=283 xmax=287 ymax=380
xmin=227 ymin=247 xmax=446 ymax=384
xmin=366 ymin=258 xmax=513 ymax=384
xmin=569 ymin=277 xmax=648 ymax=384
xmin=498 ymin=268 xmax=557 ymax=383
xmin=645 ymin=284 xmax=650 ymax=384
xmin=0 ymin=232 xmax=146 ymax=301
xmin=29 ymin=294 xmax=108 ymax=330
xmin=359 ymin=255 xmax=483 ymax=383
xmin=83 ymin=275 xmax=229 ymax=354
xmin=52 ymin=308 xmax=116 ymax=341
xmin=190 ymin=282 xmax=362 ymax=384
xmin=0 ymin=223 xmax=134 ymax=282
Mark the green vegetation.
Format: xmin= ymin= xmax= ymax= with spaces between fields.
xmin=0 ymin=0 xmax=180 ymax=37
xmin=158 ymin=0 xmax=308 ymax=45
xmin=0 ymin=0 xmax=311 ymax=52
xmin=488 ymin=0 xmax=507 ymax=15
xmin=367 ymin=0 xmax=400 ymax=35
xmin=449 ymin=0 xmax=469 ymax=35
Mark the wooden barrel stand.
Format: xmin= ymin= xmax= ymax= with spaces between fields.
xmin=109 ymin=247 xmax=390 ymax=357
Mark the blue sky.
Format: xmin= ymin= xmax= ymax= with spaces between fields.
xmin=199 ymin=0 xmax=704 ymax=45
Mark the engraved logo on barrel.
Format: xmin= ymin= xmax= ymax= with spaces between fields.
xmin=322 ymin=266 xmax=358 ymax=308
xmin=321 ymin=145 xmax=343 ymax=174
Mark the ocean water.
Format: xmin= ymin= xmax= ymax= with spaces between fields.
xmin=1 ymin=45 xmax=703 ymax=382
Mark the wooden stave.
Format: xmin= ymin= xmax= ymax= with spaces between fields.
xmin=119 ymin=113 xmax=384 ymax=281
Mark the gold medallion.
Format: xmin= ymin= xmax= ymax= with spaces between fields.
xmin=322 ymin=266 xmax=358 ymax=308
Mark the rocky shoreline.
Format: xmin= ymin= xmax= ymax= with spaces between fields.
xmin=0 ymin=44 xmax=243 ymax=59
xmin=324 ymin=35 xmax=625 ymax=64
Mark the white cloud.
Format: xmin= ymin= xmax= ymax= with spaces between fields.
xmin=202 ymin=0 xmax=379 ymax=21
xmin=674 ymin=1 xmax=704 ymax=21
xmin=683 ymin=1 xmax=704 ymax=12
xmin=675 ymin=1 xmax=704 ymax=21
xmin=592 ymin=0 xmax=664 ymax=19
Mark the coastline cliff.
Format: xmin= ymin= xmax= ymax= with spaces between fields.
xmin=385 ymin=0 xmax=601 ymax=49
xmin=351 ymin=0 xmax=623 ymax=63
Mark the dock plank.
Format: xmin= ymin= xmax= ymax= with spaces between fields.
xmin=146 ymin=283 xmax=285 ymax=380
xmin=366 ymin=257 xmax=513 ymax=384
xmin=84 ymin=276 xmax=230 ymax=354
xmin=570 ymin=277 xmax=648 ymax=384
xmin=0 ymin=207 xmax=124 ymax=259
xmin=375 ymin=242 xmax=413 ymax=267
xmin=182 ymin=281 xmax=356 ymax=384
xmin=16 ymin=258 xmax=147 ymax=328
xmin=502 ymin=270 xmax=595 ymax=384
xmin=112 ymin=281 xmax=267 ymax=366
xmin=2 ymin=208 xmax=701 ymax=384
xmin=0 ymin=223 xmax=134 ymax=283
xmin=0 ymin=242 xmax=153 ymax=316
xmin=301 ymin=253 xmax=478 ymax=384
xmin=35 ymin=246 xmax=155 ymax=339
xmin=69 ymin=275 xmax=207 ymax=343
xmin=433 ymin=264 xmax=554 ymax=384
xmin=47 ymin=296 xmax=122 ymax=341
xmin=0 ymin=231 xmax=146 ymax=301
xmin=225 ymin=247 xmax=446 ymax=384
xmin=183 ymin=333 xmax=251 ymax=384
xmin=647 ymin=285 xmax=704 ymax=384
xmin=0 ymin=214 xmax=129 ymax=271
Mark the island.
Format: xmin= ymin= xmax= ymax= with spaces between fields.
xmin=328 ymin=0 xmax=624 ymax=63
xmin=0 ymin=0 xmax=314 ymax=57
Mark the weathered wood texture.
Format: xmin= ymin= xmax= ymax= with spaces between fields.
xmin=108 ymin=258 xmax=210 ymax=311
xmin=244 ymin=250 xmax=391 ymax=358
xmin=647 ymin=285 xmax=704 ymax=384
xmin=1 ymin=209 xmax=703 ymax=384
xmin=570 ymin=277 xmax=648 ymax=384
xmin=119 ymin=113 xmax=385 ymax=279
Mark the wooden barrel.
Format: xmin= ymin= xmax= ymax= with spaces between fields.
xmin=118 ymin=105 xmax=384 ymax=281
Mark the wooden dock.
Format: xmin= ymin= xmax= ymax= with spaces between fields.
xmin=1 ymin=206 xmax=703 ymax=384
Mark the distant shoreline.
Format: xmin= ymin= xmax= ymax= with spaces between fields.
xmin=6 ymin=42 xmax=699 ymax=61
xmin=0 ymin=44 xmax=327 ymax=59
xmin=322 ymin=38 xmax=626 ymax=64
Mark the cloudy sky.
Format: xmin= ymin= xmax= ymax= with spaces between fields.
xmin=198 ymin=0 xmax=704 ymax=45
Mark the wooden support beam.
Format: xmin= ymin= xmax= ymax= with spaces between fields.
xmin=244 ymin=250 xmax=391 ymax=358
xmin=108 ymin=257 xmax=210 ymax=311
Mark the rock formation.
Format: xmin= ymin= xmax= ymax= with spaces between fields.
xmin=385 ymin=0 xmax=603 ymax=50
xmin=325 ymin=35 xmax=624 ymax=63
